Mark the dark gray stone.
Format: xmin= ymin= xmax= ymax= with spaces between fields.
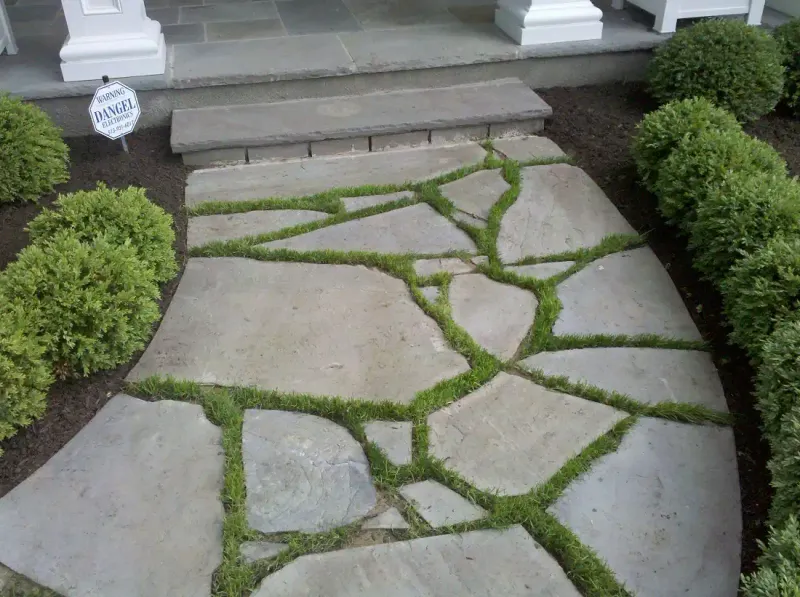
xmin=276 ymin=0 xmax=361 ymax=35
xmin=206 ymin=18 xmax=286 ymax=41
xmin=162 ymin=23 xmax=206 ymax=44
xmin=342 ymin=0 xmax=457 ymax=29
xmin=399 ymin=480 xmax=486 ymax=527
xmin=179 ymin=1 xmax=278 ymax=24
xmin=148 ymin=6 xmax=180 ymax=25
xmin=182 ymin=147 xmax=246 ymax=166
xmin=249 ymin=143 xmax=309 ymax=162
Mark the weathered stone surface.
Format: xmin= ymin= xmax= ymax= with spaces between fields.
xmin=183 ymin=146 xmax=246 ymax=167
xmin=186 ymin=143 xmax=486 ymax=206
xmin=243 ymin=410 xmax=377 ymax=533
xmin=520 ymin=348 xmax=727 ymax=410
xmin=470 ymin=255 xmax=489 ymax=266
xmin=311 ymin=137 xmax=369 ymax=156
xmin=341 ymin=190 xmax=413 ymax=212
xmin=507 ymin=261 xmax=574 ymax=279
xmin=361 ymin=507 xmax=409 ymax=530
xmin=240 ymin=542 xmax=289 ymax=564
xmin=399 ymin=480 xmax=486 ymax=528
xmin=261 ymin=204 xmax=477 ymax=255
xmin=420 ymin=286 xmax=440 ymax=303
xmin=489 ymin=119 xmax=544 ymax=138
xmin=494 ymin=136 xmax=566 ymax=162
xmin=429 ymin=373 xmax=626 ymax=495
xmin=554 ymin=248 xmax=702 ymax=340
xmin=249 ymin=142 xmax=309 ymax=162
xmin=413 ymin=257 xmax=473 ymax=277
xmin=0 ymin=395 xmax=224 ymax=597
xmin=188 ymin=209 xmax=328 ymax=247
xmin=440 ymin=170 xmax=510 ymax=221
xmin=452 ymin=211 xmax=486 ymax=228
xmin=431 ymin=124 xmax=488 ymax=145
xmin=128 ymin=259 xmax=469 ymax=404
xmin=497 ymin=164 xmax=636 ymax=262
xmin=364 ymin=420 xmax=412 ymax=466
xmin=371 ymin=130 xmax=429 ymax=151
xmin=550 ymin=418 xmax=741 ymax=597
xmin=252 ymin=526 xmax=581 ymax=596
xmin=449 ymin=274 xmax=537 ymax=360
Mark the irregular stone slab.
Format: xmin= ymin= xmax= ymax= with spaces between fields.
xmin=550 ymin=418 xmax=741 ymax=597
xmin=494 ymin=136 xmax=566 ymax=162
xmin=341 ymin=190 xmax=413 ymax=212
xmin=240 ymin=542 xmax=289 ymax=564
xmin=450 ymin=274 xmax=537 ymax=360
xmin=186 ymin=143 xmax=487 ymax=206
xmin=497 ymin=164 xmax=636 ymax=262
xmin=252 ymin=526 xmax=581 ymax=596
xmin=188 ymin=209 xmax=328 ymax=248
xmin=420 ymin=286 xmax=440 ymax=303
xmin=361 ymin=507 xmax=409 ymax=530
xmin=364 ymin=421 xmax=412 ymax=466
xmin=440 ymin=169 xmax=511 ymax=221
xmin=520 ymin=348 xmax=727 ymax=410
xmin=413 ymin=257 xmax=473 ymax=277
xmin=0 ymin=395 xmax=224 ymax=597
xmin=554 ymin=248 xmax=702 ymax=340
xmin=261 ymin=204 xmax=476 ymax=255
xmin=128 ymin=259 xmax=469 ymax=404
xmin=471 ymin=255 xmax=489 ymax=266
xmin=429 ymin=373 xmax=626 ymax=495
xmin=400 ymin=480 xmax=486 ymax=528
xmin=243 ymin=410 xmax=377 ymax=533
xmin=507 ymin=261 xmax=574 ymax=279
xmin=452 ymin=210 xmax=486 ymax=228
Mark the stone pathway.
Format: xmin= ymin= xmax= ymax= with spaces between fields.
xmin=0 ymin=138 xmax=740 ymax=597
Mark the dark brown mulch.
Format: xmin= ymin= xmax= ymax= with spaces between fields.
xmin=538 ymin=83 xmax=800 ymax=577
xmin=0 ymin=127 xmax=188 ymax=497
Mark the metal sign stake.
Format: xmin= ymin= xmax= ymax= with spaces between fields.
xmin=102 ymin=75 xmax=129 ymax=153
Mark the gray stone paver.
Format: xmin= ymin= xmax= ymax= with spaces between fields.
xmin=240 ymin=542 xmax=289 ymax=564
xmin=341 ymin=190 xmax=413 ymax=212
xmin=494 ymin=136 xmax=567 ymax=161
xmin=243 ymin=410 xmax=377 ymax=533
xmin=428 ymin=373 xmax=626 ymax=495
xmin=420 ymin=285 xmax=440 ymax=303
xmin=252 ymin=526 xmax=581 ymax=596
xmin=188 ymin=209 xmax=328 ymax=247
xmin=551 ymin=418 xmax=741 ymax=597
xmin=507 ymin=261 xmax=575 ymax=279
xmin=439 ymin=169 xmax=511 ymax=221
xmin=361 ymin=507 xmax=409 ymax=530
xmin=364 ymin=420 xmax=412 ymax=466
xmin=413 ymin=257 xmax=473 ymax=277
xmin=0 ymin=395 xmax=224 ymax=597
xmin=399 ymin=480 xmax=487 ymax=528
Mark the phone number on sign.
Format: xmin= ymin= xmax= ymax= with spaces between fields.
xmin=104 ymin=121 xmax=133 ymax=136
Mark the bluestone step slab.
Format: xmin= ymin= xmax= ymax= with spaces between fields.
xmin=171 ymin=79 xmax=552 ymax=153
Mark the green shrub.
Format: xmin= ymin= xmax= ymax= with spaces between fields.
xmin=29 ymin=184 xmax=177 ymax=283
xmin=0 ymin=305 xmax=53 ymax=457
xmin=0 ymin=94 xmax=69 ymax=204
xmin=722 ymin=237 xmax=800 ymax=359
xmin=689 ymin=172 xmax=800 ymax=285
xmin=647 ymin=19 xmax=785 ymax=121
xmin=770 ymin=404 xmax=800 ymax=528
xmin=655 ymin=129 xmax=786 ymax=231
xmin=631 ymin=98 xmax=742 ymax=193
xmin=775 ymin=19 xmax=800 ymax=115
xmin=0 ymin=232 xmax=160 ymax=378
xmin=757 ymin=314 xmax=800 ymax=444
xmin=742 ymin=517 xmax=800 ymax=596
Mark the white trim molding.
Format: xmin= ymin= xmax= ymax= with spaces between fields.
xmin=611 ymin=0 xmax=767 ymax=34
xmin=495 ymin=0 xmax=604 ymax=46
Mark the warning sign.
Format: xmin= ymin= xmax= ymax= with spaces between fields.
xmin=89 ymin=81 xmax=140 ymax=140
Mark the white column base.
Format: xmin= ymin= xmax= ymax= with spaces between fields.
xmin=495 ymin=1 xmax=603 ymax=46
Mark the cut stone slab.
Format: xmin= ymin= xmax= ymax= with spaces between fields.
xmin=243 ymin=410 xmax=377 ymax=533
xmin=550 ymin=418 xmax=741 ymax=597
xmin=429 ymin=372 xmax=626 ymax=495
xmin=188 ymin=209 xmax=329 ymax=248
xmin=439 ymin=169 xmax=510 ymax=221
xmin=520 ymin=348 xmax=727 ymax=410
xmin=361 ymin=507 xmax=409 ymax=530
xmin=261 ymin=204 xmax=476 ymax=255
xmin=399 ymin=480 xmax=486 ymax=528
xmin=0 ymin=395 xmax=224 ymax=597
xmin=341 ymin=190 xmax=413 ymax=212
xmin=497 ymin=164 xmax=636 ymax=262
xmin=420 ymin=286 xmax=440 ymax=303
xmin=252 ymin=526 xmax=581 ymax=596
xmin=494 ymin=136 xmax=566 ymax=162
xmin=470 ymin=255 xmax=489 ymax=266
xmin=554 ymin=248 xmax=703 ymax=341
xmin=507 ymin=261 xmax=575 ymax=279
xmin=240 ymin=542 xmax=289 ymax=564
xmin=449 ymin=274 xmax=537 ymax=360
xmin=128 ymin=259 xmax=469 ymax=404
xmin=187 ymin=143 xmax=486 ymax=206
xmin=364 ymin=420 xmax=412 ymax=466
xmin=413 ymin=257 xmax=473 ymax=277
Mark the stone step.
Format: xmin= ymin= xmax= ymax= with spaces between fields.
xmin=171 ymin=79 xmax=552 ymax=166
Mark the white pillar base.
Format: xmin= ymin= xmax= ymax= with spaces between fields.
xmin=495 ymin=1 xmax=603 ymax=46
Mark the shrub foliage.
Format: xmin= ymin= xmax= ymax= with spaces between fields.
xmin=742 ymin=517 xmax=800 ymax=596
xmin=758 ymin=315 xmax=800 ymax=445
xmin=775 ymin=19 xmax=800 ymax=115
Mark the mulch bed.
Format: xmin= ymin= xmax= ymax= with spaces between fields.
xmin=539 ymin=82 xmax=800 ymax=576
xmin=0 ymin=127 xmax=187 ymax=497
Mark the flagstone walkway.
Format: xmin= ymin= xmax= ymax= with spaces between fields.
xmin=0 ymin=137 xmax=740 ymax=597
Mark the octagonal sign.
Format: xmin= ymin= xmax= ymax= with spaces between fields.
xmin=89 ymin=81 xmax=140 ymax=140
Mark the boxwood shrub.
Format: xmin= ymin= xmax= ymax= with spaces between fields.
xmin=647 ymin=19 xmax=785 ymax=121
xmin=0 ymin=94 xmax=69 ymax=204
xmin=631 ymin=98 xmax=741 ymax=193
xmin=757 ymin=315 xmax=800 ymax=445
xmin=742 ymin=516 xmax=800 ymax=596
xmin=0 ymin=232 xmax=161 ymax=378
xmin=28 ymin=184 xmax=178 ymax=283
xmin=775 ymin=19 xmax=800 ymax=115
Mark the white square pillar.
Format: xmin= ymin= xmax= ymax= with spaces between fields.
xmin=496 ymin=0 xmax=604 ymax=45
xmin=60 ymin=0 xmax=166 ymax=82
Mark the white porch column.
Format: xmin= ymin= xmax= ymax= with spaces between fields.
xmin=495 ymin=0 xmax=603 ymax=46
xmin=60 ymin=0 xmax=166 ymax=82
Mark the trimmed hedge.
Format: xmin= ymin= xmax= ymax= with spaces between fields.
xmin=631 ymin=98 xmax=742 ymax=193
xmin=775 ymin=19 xmax=800 ymax=115
xmin=742 ymin=516 xmax=800 ymax=596
xmin=647 ymin=19 xmax=785 ymax=122
xmin=756 ymin=315 xmax=800 ymax=445
xmin=770 ymin=404 xmax=800 ymax=530
xmin=0 ymin=94 xmax=69 ymax=204
xmin=29 ymin=184 xmax=178 ymax=283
